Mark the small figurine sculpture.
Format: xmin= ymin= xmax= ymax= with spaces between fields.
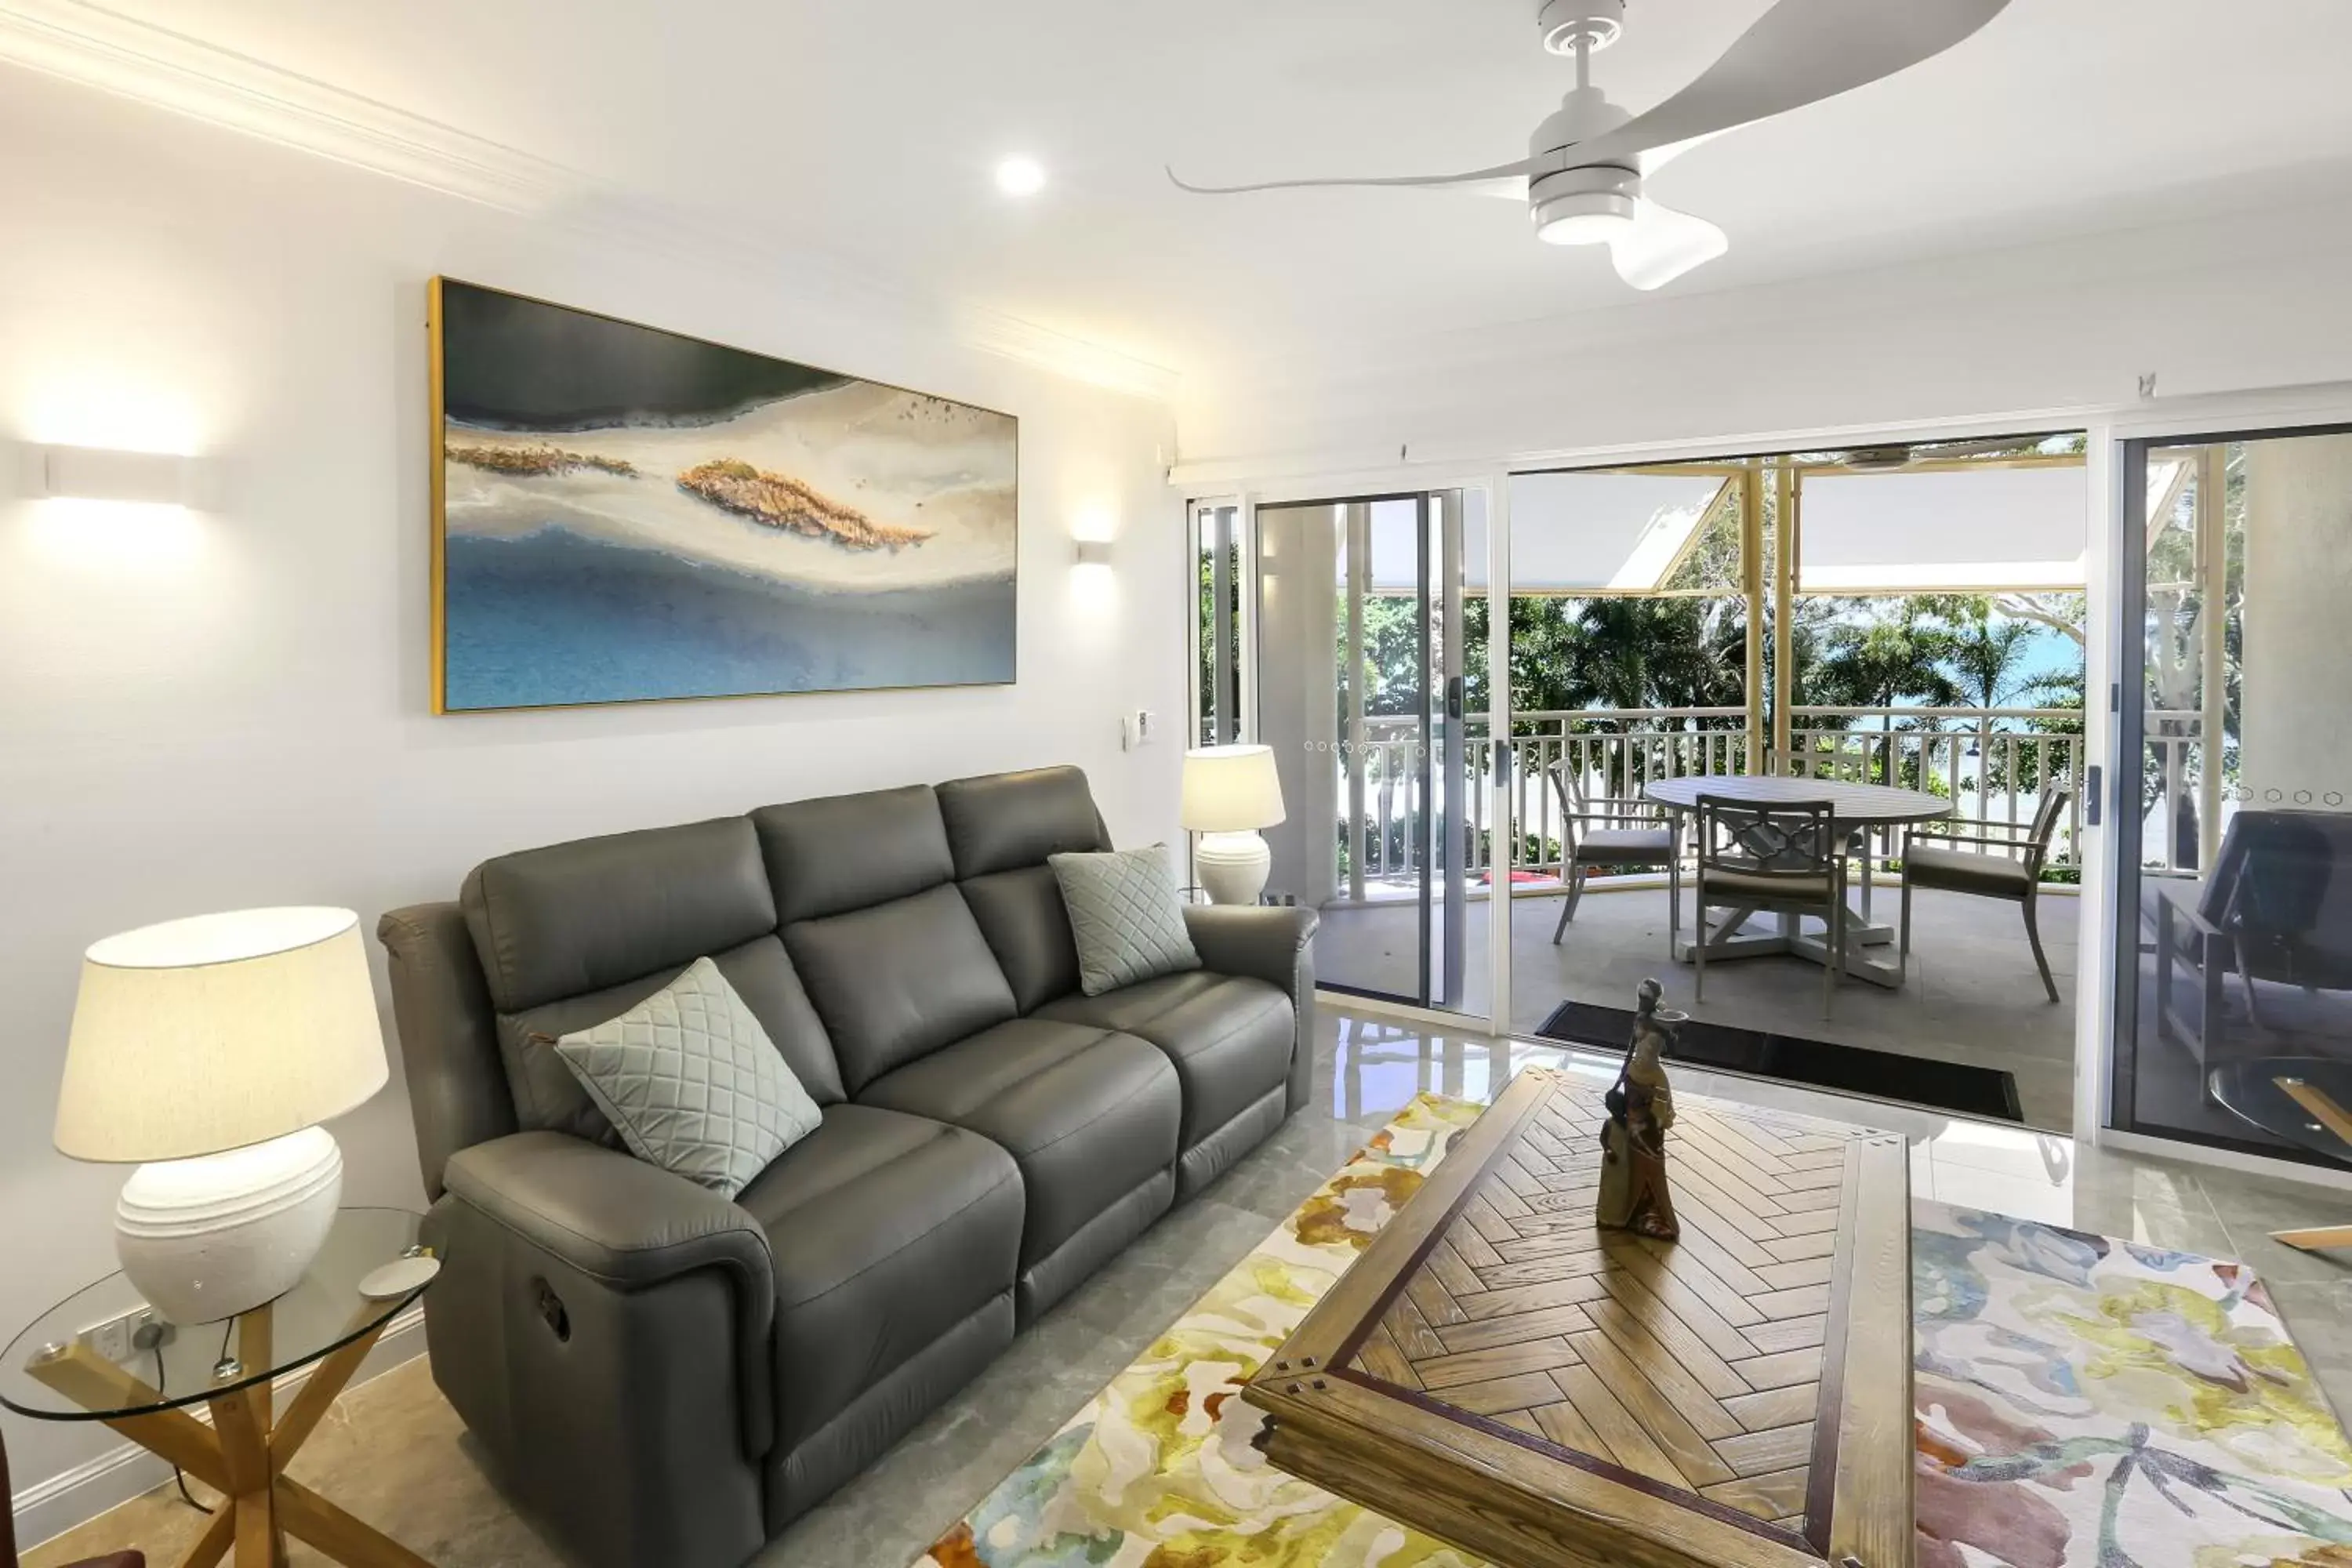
xmin=1595 ymin=978 xmax=1681 ymax=1242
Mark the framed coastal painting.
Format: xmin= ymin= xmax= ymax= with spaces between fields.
xmin=429 ymin=278 xmax=1018 ymax=712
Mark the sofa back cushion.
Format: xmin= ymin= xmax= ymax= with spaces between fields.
xmin=933 ymin=767 xmax=1109 ymax=1012
xmin=753 ymin=785 xmax=958 ymax=924
xmin=501 ymin=936 xmax=845 ymax=1141
xmin=784 ymin=885 xmax=1018 ymax=1094
xmin=463 ymin=818 xmax=846 ymax=1139
xmin=936 ymin=766 xmax=1109 ymax=878
xmin=464 ymin=818 xmax=778 ymax=1012
xmin=958 ymin=866 xmax=1081 ymax=1013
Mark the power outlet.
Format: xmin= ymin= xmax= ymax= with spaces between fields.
xmin=81 ymin=1305 xmax=167 ymax=1366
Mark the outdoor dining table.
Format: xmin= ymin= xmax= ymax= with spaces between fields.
xmin=1643 ymin=773 xmax=1952 ymax=989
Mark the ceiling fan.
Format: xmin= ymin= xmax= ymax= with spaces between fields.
xmin=1168 ymin=0 xmax=2011 ymax=292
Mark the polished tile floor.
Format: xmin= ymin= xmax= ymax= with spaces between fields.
xmin=27 ymin=1004 xmax=2350 ymax=1568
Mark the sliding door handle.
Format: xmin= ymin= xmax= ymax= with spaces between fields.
xmin=2085 ymin=764 xmax=2103 ymax=827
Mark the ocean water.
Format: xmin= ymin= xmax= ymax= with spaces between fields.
xmin=443 ymin=526 xmax=1015 ymax=710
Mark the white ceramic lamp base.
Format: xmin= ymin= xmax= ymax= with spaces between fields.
xmin=1196 ymin=830 xmax=1272 ymax=906
xmin=115 ymin=1124 xmax=343 ymax=1326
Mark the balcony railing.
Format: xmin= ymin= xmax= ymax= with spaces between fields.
xmin=1343 ymin=704 xmax=2103 ymax=897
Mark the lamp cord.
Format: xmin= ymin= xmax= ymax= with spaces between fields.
xmin=144 ymin=1320 xmax=236 ymax=1516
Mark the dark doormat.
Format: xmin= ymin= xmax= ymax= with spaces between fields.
xmin=1532 ymin=998 xmax=2024 ymax=1123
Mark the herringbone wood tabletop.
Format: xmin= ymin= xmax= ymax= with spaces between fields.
xmin=1247 ymin=1067 xmax=1915 ymax=1568
xmin=1345 ymin=1083 xmax=1853 ymax=1530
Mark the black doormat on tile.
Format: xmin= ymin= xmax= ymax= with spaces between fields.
xmin=1532 ymin=998 xmax=2024 ymax=1123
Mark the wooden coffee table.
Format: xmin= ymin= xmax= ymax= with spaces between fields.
xmin=1245 ymin=1066 xmax=1913 ymax=1568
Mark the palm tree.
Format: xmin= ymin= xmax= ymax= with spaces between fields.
xmin=1942 ymin=604 xmax=2039 ymax=711
xmin=1803 ymin=600 xmax=1965 ymax=710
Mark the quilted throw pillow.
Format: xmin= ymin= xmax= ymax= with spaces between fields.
xmin=549 ymin=956 xmax=821 ymax=1197
xmin=1049 ymin=844 xmax=1203 ymax=997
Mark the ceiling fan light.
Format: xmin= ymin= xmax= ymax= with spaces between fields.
xmin=1531 ymin=175 xmax=1636 ymax=245
xmin=1537 ymin=205 xmax=1635 ymax=245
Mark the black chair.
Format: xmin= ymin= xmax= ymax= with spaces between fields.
xmin=2 ymin=1426 xmax=144 ymax=1568
xmin=2154 ymin=808 xmax=2352 ymax=1066
xmin=1693 ymin=795 xmax=1848 ymax=1018
xmin=1545 ymin=760 xmax=1679 ymax=949
xmin=1900 ymin=784 xmax=2071 ymax=1004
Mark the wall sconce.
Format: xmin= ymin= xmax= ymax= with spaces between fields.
xmin=1073 ymin=539 xmax=1114 ymax=568
xmin=24 ymin=443 xmax=205 ymax=506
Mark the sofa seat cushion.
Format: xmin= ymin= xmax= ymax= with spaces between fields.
xmin=734 ymin=1103 xmax=1022 ymax=1451
xmin=856 ymin=1020 xmax=1179 ymax=1267
xmin=1034 ymin=974 xmax=1293 ymax=1149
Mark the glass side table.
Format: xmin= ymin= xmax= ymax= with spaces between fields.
xmin=2 ymin=1207 xmax=438 ymax=1567
xmin=2206 ymin=1056 xmax=2352 ymax=1253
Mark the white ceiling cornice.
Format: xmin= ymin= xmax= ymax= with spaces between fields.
xmin=0 ymin=0 xmax=1180 ymax=402
xmin=0 ymin=0 xmax=584 ymax=209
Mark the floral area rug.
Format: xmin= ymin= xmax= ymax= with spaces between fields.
xmin=920 ymin=1093 xmax=2352 ymax=1568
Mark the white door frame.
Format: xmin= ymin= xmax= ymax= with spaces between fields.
xmin=2085 ymin=383 xmax=2352 ymax=1185
xmin=1206 ymin=471 xmax=1504 ymax=1030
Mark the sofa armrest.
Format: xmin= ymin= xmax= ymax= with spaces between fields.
xmin=421 ymin=1134 xmax=774 ymax=1566
xmin=1185 ymin=904 xmax=1319 ymax=1112
xmin=444 ymin=1131 xmax=775 ymax=1311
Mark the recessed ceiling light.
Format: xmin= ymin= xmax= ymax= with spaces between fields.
xmin=995 ymin=157 xmax=1047 ymax=198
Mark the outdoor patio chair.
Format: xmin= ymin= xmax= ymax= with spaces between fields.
xmin=1545 ymin=760 xmax=1680 ymax=950
xmin=2151 ymin=808 xmax=2352 ymax=1068
xmin=1693 ymin=794 xmax=1848 ymax=1018
xmin=1900 ymin=782 xmax=2070 ymax=1004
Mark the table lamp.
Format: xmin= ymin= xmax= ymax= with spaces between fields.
xmin=54 ymin=907 xmax=390 ymax=1326
xmin=1181 ymin=744 xmax=1287 ymax=905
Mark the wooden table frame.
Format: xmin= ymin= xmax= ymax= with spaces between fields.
xmin=24 ymin=1301 xmax=430 ymax=1568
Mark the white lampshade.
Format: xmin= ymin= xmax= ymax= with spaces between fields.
xmin=1181 ymin=744 xmax=1287 ymax=833
xmin=56 ymin=907 xmax=389 ymax=1164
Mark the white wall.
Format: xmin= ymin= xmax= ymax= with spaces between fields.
xmin=1172 ymin=198 xmax=2352 ymax=476
xmin=0 ymin=71 xmax=1181 ymax=1523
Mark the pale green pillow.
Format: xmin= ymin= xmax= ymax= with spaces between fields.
xmin=1048 ymin=844 xmax=1202 ymax=996
xmin=553 ymin=956 xmax=820 ymax=1196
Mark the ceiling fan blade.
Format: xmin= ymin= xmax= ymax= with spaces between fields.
xmin=1638 ymin=130 xmax=1727 ymax=178
xmin=1464 ymin=175 xmax=1531 ymax=202
xmin=1608 ymin=199 xmax=1728 ymax=291
xmin=1568 ymin=0 xmax=2011 ymax=167
xmin=1166 ymin=158 xmax=1535 ymax=197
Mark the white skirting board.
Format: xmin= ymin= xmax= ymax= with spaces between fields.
xmin=9 ymin=1305 xmax=426 ymax=1551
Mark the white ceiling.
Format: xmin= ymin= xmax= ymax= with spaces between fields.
xmin=54 ymin=0 xmax=2352 ymax=386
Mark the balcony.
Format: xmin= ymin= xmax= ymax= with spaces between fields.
xmin=1322 ymin=702 xmax=2094 ymax=1131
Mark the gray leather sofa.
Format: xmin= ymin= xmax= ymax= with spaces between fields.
xmin=376 ymin=766 xmax=1316 ymax=1568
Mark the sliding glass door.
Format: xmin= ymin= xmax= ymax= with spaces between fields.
xmin=1254 ymin=492 xmax=1481 ymax=1014
xmin=2111 ymin=423 xmax=2352 ymax=1167
xmin=1192 ymin=499 xmax=1243 ymax=746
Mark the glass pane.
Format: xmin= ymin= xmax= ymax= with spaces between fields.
xmin=1253 ymin=494 xmax=1477 ymax=1016
xmin=2113 ymin=430 xmax=2352 ymax=1167
xmin=1193 ymin=503 xmax=1241 ymax=746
